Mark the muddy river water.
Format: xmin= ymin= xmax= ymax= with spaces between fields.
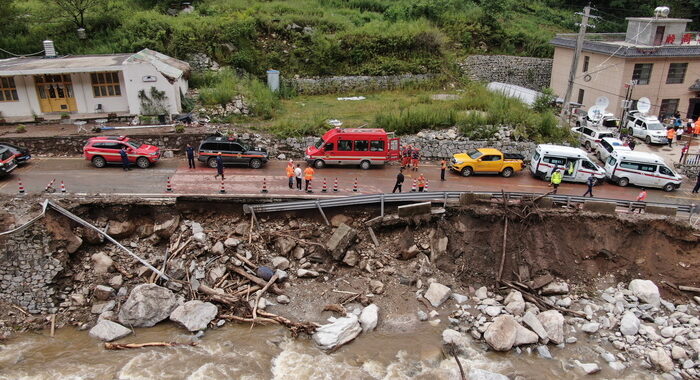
xmin=0 ymin=322 xmax=657 ymax=379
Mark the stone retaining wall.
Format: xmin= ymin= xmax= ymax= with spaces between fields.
xmin=284 ymin=74 xmax=437 ymax=95
xmin=459 ymin=55 xmax=553 ymax=91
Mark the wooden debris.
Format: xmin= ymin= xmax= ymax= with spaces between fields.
xmin=679 ymin=285 xmax=700 ymax=293
xmin=105 ymin=342 xmax=197 ymax=350
xmin=368 ymin=227 xmax=379 ymax=247
xmin=252 ymin=273 xmax=279 ymax=321
xmin=198 ymin=284 xmax=240 ymax=305
xmin=220 ymin=310 xmax=319 ymax=337
xmin=322 ymin=304 xmax=347 ymax=315
xmin=229 ymin=267 xmax=283 ymax=294
xmin=530 ymin=273 xmax=554 ymax=290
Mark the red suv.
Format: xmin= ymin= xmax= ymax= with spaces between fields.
xmin=83 ymin=136 xmax=161 ymax=168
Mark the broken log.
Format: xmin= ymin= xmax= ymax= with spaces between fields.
xmin=322 ymin=304 xmax=347 ymax=315
xmin=198 ymin=284 xmax=240 ymax=305
xmin=252 ymin=273 xmax=279 ymax=321
xmin=679 ymin=285 xmax=700 ymax=293
xmin=220 ymin=310 xmax=319 ymax=337
xmin=229 ymin=267 xmax=283 ymax=294
xmin=104 ymin=342 xmax=197 ymax=350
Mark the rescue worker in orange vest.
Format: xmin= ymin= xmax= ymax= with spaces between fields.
xmin=402 ymin=145 xmax=411 ymax=168
xmin=634 ymin=188 xmax=647 ymax=213
xmin=695 ymin=118 xmax=700 ymax=137
xmin=304 ymin=165 xmax=315 ymax=192
xmin=440 ymin=159 xmax=447 ymax=181
xmin=417 ymin=173 xmax=426 ymax=192
xmin=286 ymin=162 xmax=295 ymax=189
xmin=412 ymin=148 xmax=420 ymax=171
xmin=667 ymin=127 xmax=676 ymax=148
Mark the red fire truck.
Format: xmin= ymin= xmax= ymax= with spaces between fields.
xmin=305 ymin=128 xmax=400 ymax=169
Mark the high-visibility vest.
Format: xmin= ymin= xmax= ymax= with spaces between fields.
xmin=667 ymin=129 xmax=676 ymax=139
xmin=551 ymin=171 xmax=562 ymax=185
xmin=637 ymin=191 xmax=647 ymax=201
xmin=441 ymin=160 xmax=446 ymax=169
xmin=417 ymin=176 xmax=426 ymax=186
xmin=286 ymin=166 xmax=294 ymax=177
xmin=304 ymin=167 xmax=314 ymax=180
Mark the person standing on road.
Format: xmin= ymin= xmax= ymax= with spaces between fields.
xmin=417 ymin=173 xmax=426 ymax=192
xmin=628 ymin=137 xmax=636 ymax=150
xmin=695 ymin=119 xmax=700 ymax=137
xmin=294 ymin=164 xmax=302 ymax=191
xmin=692 ymin=175 xmax=700 ymax=194
xmin=304 ymin=164 xmax=315 ymax=192
xmin=582 ymin=174 xmax=595 ymax=197
xmin=120 ymin=147 xmax=130 ymax=171
xmin=634 ymin=188 xmax=648 ymax=213
xmin=667 ymin=127 xmax=676 ymax=147
xmin=681 ymin=143 xmax=690 ymax=163
xmin=214 ymin=152 xmax=224 ymax=180
xmin=392 ymin=168 xmax=404 ymax=193
xmin=185 ymin=144 xmax=195 ymax=169
xmin=550 ymin=168 xmax=563 ymax=194
xmin=286 ymin=162 xmax=295 ymax=189
xmin=440 ymin=159 xmax=447 ymax=181
xmin=411 ymin=148 xmax=420 ymax=172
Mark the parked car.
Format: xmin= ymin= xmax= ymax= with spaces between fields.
xmin=305 ymin=127 xmax=400 ymax=169
xmin=626 ymin=112 xmax=667 ymax=145
xmin=530 ymin=144 xmax=606 ymax=184
xmin=197 ymin=135 xmax=269 ymax=169
xmin=0 ymin=147 xmax=17 ymax=176
xmin=595 ymin=137 xmax=631 ymax=162
xmin=450 ymin=148 xmax=524 ymax=177
xmin=570 ymin=126 xmax=616 ymax=151
xmin=0 ymin=142 xmax=30 ymax=164
xmin=604 ymin=150 xmax=681 ymax=192
xmin=83 ymin=136 xmax=161 ymax=168
xmin=576 ymin=112 xmax=620 ymax=129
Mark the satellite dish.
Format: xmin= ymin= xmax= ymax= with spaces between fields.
xmin=595 ymin=96 xmax=610 ymax=109
xmin=587 ymin=105 xmax=606 ymax=121
xmin=637 ymin=97 xmax=651 ymax=114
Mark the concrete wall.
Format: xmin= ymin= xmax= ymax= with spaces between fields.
xmin=551 ymin=46 xmax=699 ymax=119
xmin=0 ymin=75 xmax=35 ymax=117
xmin=72 ymin=72 xmax=129 ymax=114
xmin=122 ymin=63 xmax=183 ymax=115
xmin=459 ymin=55 xmax=553 ymax=91
xmin=284 ymin=74 xmax=436 ymax=95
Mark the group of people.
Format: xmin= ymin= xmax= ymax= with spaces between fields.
xmin=285 ymin=160 xmax=315 ymax=192
xmin=400 ymin=145 xmax=421 ymax=171
xmin=392 ymin=168 xmax=428 ymax=193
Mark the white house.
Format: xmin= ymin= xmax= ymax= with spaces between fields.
xmin=0 ymin=46 xmax=190 ymax=120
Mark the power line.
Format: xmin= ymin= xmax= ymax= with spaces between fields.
xmin=0 ymin=47 xmax=45 ymax=58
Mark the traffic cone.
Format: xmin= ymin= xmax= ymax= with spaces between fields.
xmin=166 ymin=177 xmax=173 ymax=192
xmin=219 ymin=179 xmax=226 ymax=194
xmin=411 ymin=179 xmax=417 ymax=192
xmin=321 ymin=178 xmax=328 ymax=192
xmin=307 ymin=180 xmax=313 ymax=193
xmin=44 ymin=178 xmax=55 ymax=193
xmin=352 ymin=178 xmax=358 ymax=192
xmin=261 ymin=178 xmax=268 ymax=193
xmin=333 ymin=178 xmax=339 ymax=192
xmin=424 ymin=180 xmax=429 ymax=192
xmin=60 ymin=181 xmax=66 ymax=194
xmin=17 ymin=178 xmax=25 ymax=195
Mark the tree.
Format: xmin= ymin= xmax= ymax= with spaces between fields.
xmin=52 ymin=0 xmax=105 ymax=29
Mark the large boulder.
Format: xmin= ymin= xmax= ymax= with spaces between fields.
xmin=628 ymin=279 xmax=660 ymax=307
xmin=523 ymin=311 xmax=549 ymax=343
xmin=514 ymin=324 xmax=539 ymax=346
xmin=312 ymin=314 xmax=362 ymax=350
xmin=424 ymin=282 xmax=451 ymax=307
xmin=359 ymin=304 xmax=379 ymax=333
xmin=91 ymin=252 xmax=113 ymax=274
xmin=274 ymin=237 xmax=296 ymax=256
xmin=107 ymin=220 xmax=135 ymax=238
xmin=619 ymin=311 xmax=640 ymax=336
xmin=169 ymin=300 xmax=218 ymax=332
xmin=154 ymin=214 xmax=180 ymax=238
xmin=484 ymin=315 xmax=519 ymax=351
xmin=536 ymin=310 xmax=564 ymax=344
xmin=118 ymin=284 xmax=177 ymax=328
xmin=89 ymin=320 xmax=132 ymax=342
xmin=326 ymin=223 xmax=357 ymax=261
xmin=442 ymin=329 xmax=471 ymax=356
xmin=648 ymin=348 xmax=674 ymax=372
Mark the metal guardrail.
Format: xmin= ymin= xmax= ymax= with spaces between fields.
xmin=681 ymin=153 xmax=700 ymax=166
xmin=243 ymin=191 xmax=696 ymax=215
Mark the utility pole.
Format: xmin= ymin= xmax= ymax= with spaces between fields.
xmin=560 ymin=5 xmax=594 ymax=122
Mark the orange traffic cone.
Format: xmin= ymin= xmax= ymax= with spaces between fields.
xmin=261 ymin=178 xmax=268 ymax=193
xmin=219 ymin=179 xmax=226 ymax=194
xmin=352 ymin=178 xmax=358 ymax=192
xmin=60 ymin=181 xmax=66 ymax=194
xmin=333 ymin=178 xmax=339 ymax=192
xmin=166 ymin=177 xmax=173 ymax=192
xmin=321 ymin=178 xmax=328 ymax=192
xmin=411 ymin=179 xmax=417 ymax=192
xmin=17 ymin=177 xmax=25 ymax=195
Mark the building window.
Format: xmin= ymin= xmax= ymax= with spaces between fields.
xmin=583 ymin=56 xmax=590 ymax=72
xmin=659 ymin=99 xmax=680 ymax=118
xmin=0 ymin=77 xmax=19 ymax=102
xmin=666 ymin=63 xmax=687 ymax=84
xmin=632 ymin=63 xmax=653 ymax=85
xmin=91 ymin=72 xmax=122 ymax=97
xmin=577 ymin=89 xmax=585 ymax=104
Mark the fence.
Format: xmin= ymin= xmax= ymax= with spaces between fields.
xmin=681 ymin=153 xmax=700 ymax=166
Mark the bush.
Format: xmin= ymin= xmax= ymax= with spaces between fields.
xmin=15 ymin=124 xmax=26 ymax=133
xmin=374 ymin=104 xmax=456 ymax=135
xmin=197 ymin=68 xmax=280 ymax=118
xmin=174 ymin=124 xmax=185 ymax=133
xmin=269 ymin=116 xmax=329 ymax=138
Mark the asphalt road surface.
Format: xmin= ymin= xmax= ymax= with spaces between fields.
xmin=1 ymin=158 xmax=698 ymax=205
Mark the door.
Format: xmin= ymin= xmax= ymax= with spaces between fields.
xmin=688 ymin=98 xmax=700 ymax=121
xmin=632 ymin=120 xmax=643 ymax=137
xmin=229 ymin=142 xmax=245 ymax=164
xmin=563 ymin=159 xmax=578 ymax=180
xmin=578 ymin=160 xmax=598 ymax=182
xmin=654 ymin=26 xmax=666 ymax=46
xmin=478 ymin=155 xmax=502 ymax=173
xmin=336 ymin=140 xmax=352 ymax=165
xmin=35 ymin=74 xmax=77 ymax=113
xmin=387 ymin=138 xmax=400 ymax=160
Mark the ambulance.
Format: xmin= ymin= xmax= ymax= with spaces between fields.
xmin=530 ymin=144 xmax=606 ymax=184
xmin=604 ymin=150 xmax=682 ymax=192
xmin=305 ymin=128 xmax=400 ymax=169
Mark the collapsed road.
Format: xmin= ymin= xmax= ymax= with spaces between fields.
xmin=0 ymin=193 xmax=699 ymax=379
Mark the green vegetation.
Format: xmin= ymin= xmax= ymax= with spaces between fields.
xmin=15 ymin=124 xmax=26 ymax=133
xmin=196 ymin=68 xmax=280 ymax=119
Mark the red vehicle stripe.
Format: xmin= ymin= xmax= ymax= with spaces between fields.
xmin=614 ymin=167 xmax=678 ymax=181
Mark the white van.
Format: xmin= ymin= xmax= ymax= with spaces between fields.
xmin=626 ymin=112 xmax=667 ymax=145
xmin=604 ymin=151 xmax=682 ymax=192
xmin=595 ymin=137 xmax=631 ymax=162
xmin=530 ymin=144 xmax=606 ymax=184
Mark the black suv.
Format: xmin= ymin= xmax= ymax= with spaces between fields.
xmin=0 ymin=147 xmax=18 ymax=176
xmin=197 ymin=136 xmax=269 ymax=169
xmin=0 ymin=142 xmax=30 ymax=164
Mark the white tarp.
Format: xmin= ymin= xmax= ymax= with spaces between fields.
xmin=486 ymin=82 xmax=562 ymax=107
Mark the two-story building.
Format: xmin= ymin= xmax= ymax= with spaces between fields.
xmin=550 ymin=11 xmax=700 ymax=120
xmin=0 ymin=44 xmax=190 ymax=122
